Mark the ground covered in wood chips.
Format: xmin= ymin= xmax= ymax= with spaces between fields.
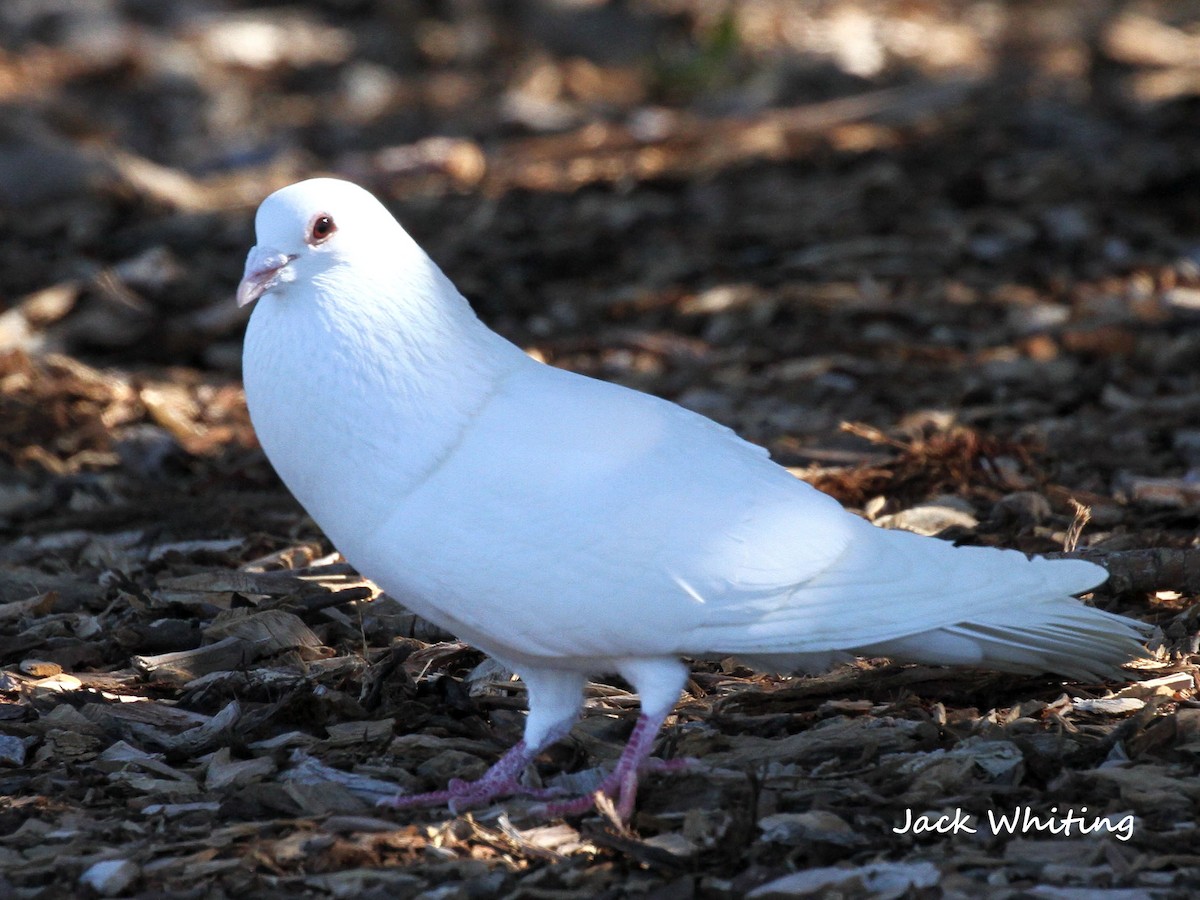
xmin=2 ymin=1 xmax=1200 ymax=897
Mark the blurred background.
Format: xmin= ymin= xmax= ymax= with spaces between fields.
xmin=4 ymin=0 xmax=1200 ymax=540
xmin=4 ymin=0 xmax=1200 ymax=505
xmin=2 ymin=3 xmax=1200 ymax=894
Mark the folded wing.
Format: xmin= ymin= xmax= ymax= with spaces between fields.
xmin=370 ymin=359 xmax=1143 ymax=675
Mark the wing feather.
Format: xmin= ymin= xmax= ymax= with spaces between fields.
xmin=365 ymin=359 xmax=1137 ymax=674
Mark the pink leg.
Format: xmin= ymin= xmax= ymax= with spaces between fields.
xmin=380 ymin=667 xmax=585 ymax=814
xmin=379 ymin=739 xmax=564 ymax=813
xmin=539 ymin=708 xmax=671 ymax=822
xmin=538 ymin=658 xmax=688 ymax=822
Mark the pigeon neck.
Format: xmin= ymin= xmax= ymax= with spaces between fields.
xmin=243 ymin=259 xmax=527 ymax=543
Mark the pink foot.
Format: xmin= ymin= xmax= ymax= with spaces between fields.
xmin=380 ymin=777 xmax=562 ymax=813
xmin=537 ymin=713 xmax=678 ymax=822
xmin=379 ymin=740 xmax=562 ymax=813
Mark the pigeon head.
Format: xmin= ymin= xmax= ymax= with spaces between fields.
xmin=236 ymin=177 xmax=402 ymax=307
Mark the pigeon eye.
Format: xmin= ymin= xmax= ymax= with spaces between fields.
xmin=308 ymin=214 xmax=336 ymax=244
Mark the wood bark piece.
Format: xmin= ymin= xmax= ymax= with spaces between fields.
xmin=1053 ymin=548 xmax=1200 ymax=595
xmin=160 ymin=700 xmax=242 ymax=756
xmin=704 ymin=716 xmax=936 ymax=767
xmin=95 ymin=740 xmax=196 ymax=787
xmin=133 ymin=636 xmax=258 ymax=683
xmin=78 ymin=859 xmax=140 ymax=898
xmin=322 ymin=718 xmax=393 ymax=748
xmin=280 ymin=750 xmax=399 ymax=810
xmin=83 ymin=698 xmax=210 ymax=732
xmin=204 ymin=746 xmax=276 ymax=790
xmin=1115 ymin=473 xmax=1200 ymax=508
xmin=0 ymin=591 xmax=56 ymax=621
xmin=135 ymin=609 xmax=329 ymax=682
xmin=747 ymin=861 xmax=940 ymax=898
xmin=203 ymin=609 xmax=324 ymax=656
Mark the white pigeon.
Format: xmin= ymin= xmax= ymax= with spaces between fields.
xmin=238 ymin=177 xmax=1148 ymax=820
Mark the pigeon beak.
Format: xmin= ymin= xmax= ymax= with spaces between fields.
xmin=237 ymin=247 xmax=297 ymax=307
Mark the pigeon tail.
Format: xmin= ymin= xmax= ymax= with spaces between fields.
xmin=730 ymin=555 xmax=1148 ymax=681
xmin=743 ymin=597 xmax=1150 ymax=682
xmin=858 ymin=598 xmax=1153 ymax=682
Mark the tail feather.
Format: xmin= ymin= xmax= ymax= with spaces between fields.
xmin=858 ymin=600 xmax=1151 ymax=682
xmin=717 ymin=529 xmax=1150 ymax=681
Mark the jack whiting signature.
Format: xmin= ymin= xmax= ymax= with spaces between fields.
xmin=893 ymin=806 xmax=1135 ymax=842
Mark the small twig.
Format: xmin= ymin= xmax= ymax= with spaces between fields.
xmin=1063 ymin=499 xmax=1092 ymax=553
xmin=593 ymin=791 xmax=628 ymax=834
xmin=839 ymin=421 xmax=910 ymax=450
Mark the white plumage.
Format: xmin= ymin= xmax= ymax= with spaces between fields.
xmin=238 ymin=178 xmax=1148 ymax=819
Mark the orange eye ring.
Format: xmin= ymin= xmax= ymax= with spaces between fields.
xmin=308 ymin=214 xmax=337 ymax=244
